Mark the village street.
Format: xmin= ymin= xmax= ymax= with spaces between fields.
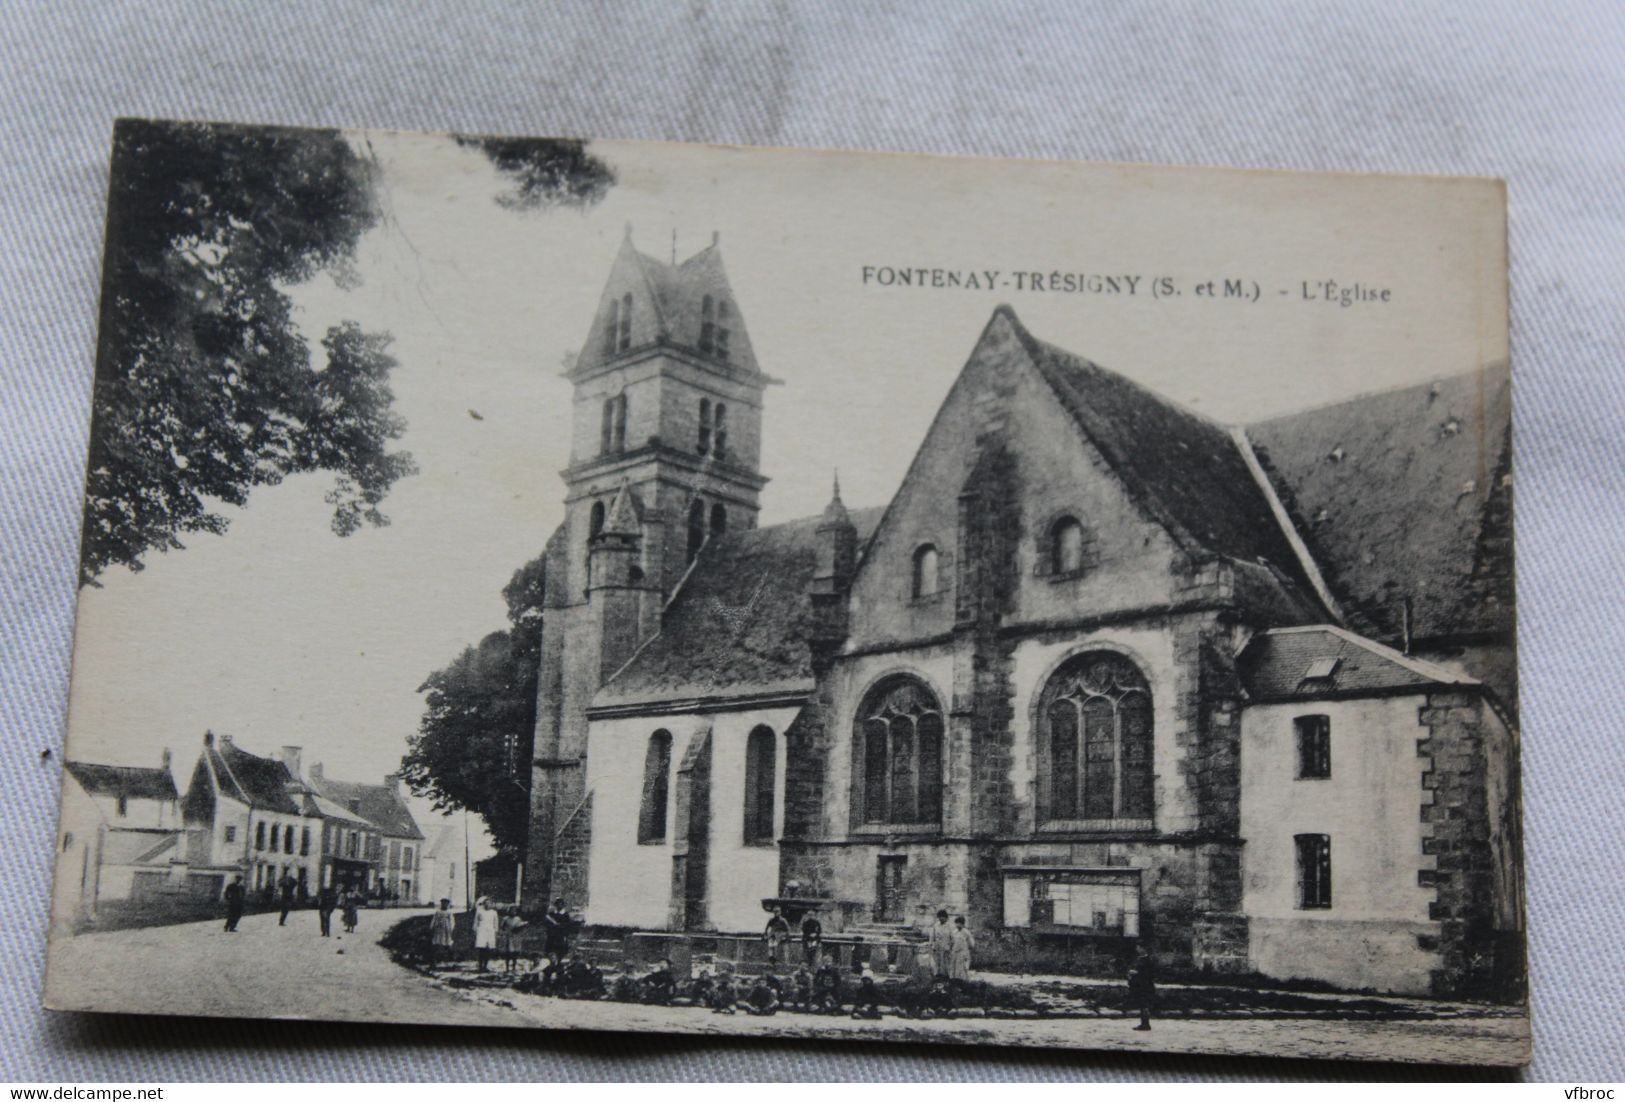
xmin=45 ymin=912 xmax=1529 ymax=1066
xmin=43 ymin=910 xmax=517 ymax=1029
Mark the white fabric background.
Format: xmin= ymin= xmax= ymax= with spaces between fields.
xmin=2 ymin=0 xmax=1621 ymax=1083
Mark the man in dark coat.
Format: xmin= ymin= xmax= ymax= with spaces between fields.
xmin=799 ymin=911 xmax=823 ymax=968
xmin=542 ymin=898 xmax=576 ymax=962
xmin=317 ymin=882 xmax=338 ymax=937
xmin=223 ymin=875 xmax=245 ymax=932
xmin=277 ymin=872 xmax=298 ymax=926
xmin=1127 ymin=947 xmax=1157 ymax=1031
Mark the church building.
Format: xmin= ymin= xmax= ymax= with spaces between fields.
xmin=523 ymin=233 xmax=1522 ymax=998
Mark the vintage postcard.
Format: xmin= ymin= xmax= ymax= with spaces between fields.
xmin=45 ymin=120 xmax=1526 ymax=1065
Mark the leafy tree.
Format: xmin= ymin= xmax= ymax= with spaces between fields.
xmin=81 ymin=121 xmax=614 ymax=585
xmin=402 ymin=553 xmax=547 ymax=851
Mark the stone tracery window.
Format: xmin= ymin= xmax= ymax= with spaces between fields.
xmin=854 ymin=675 xmax=944 ymax=827
xmin=1039 ymin=652 xmax=1153 ymax=824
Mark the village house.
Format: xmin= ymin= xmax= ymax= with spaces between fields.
xmin=53 ymin=753 xmax=183 ymax=924
xmin=522 ymin=234 xmax=1521 ymax=998
xmin=178 ymin=733 xmax=424 ymax=901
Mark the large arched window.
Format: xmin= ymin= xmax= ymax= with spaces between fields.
xmin=713 ymin=402 xmax=728 ymax=458
xmin=589 ymin=500 xmax=606 ymax=539
xmin=743 ymin=725 xmax=776 ymax=844
xmin=1039 ymin=652 xmax=1153 ymax=824
xmin=912 ymin=544 xmax=940 ymax=599
xmin=698 ymin=398 xmax=712 ymax=454
xmin=1050 ymin=516 xmax=1086 ymax=575
xmin=686 ymin=498 xmax=707 ymax=562
xmin=855 ymin=676 xmax=944 ymax=826
xmin=618 ymin=293 xmax=632 ymax=351
xmin=710 ymin=502 xmax=727 ymax=538
xmin=638 ymin=730 xmax=673 ymax=844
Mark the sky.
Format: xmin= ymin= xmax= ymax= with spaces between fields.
xmin=60 ymin=130 xmax=1506 ymax=844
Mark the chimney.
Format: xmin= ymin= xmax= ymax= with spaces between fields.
xmin=161 ymin=748 xmax=172 ymax=771
xmin=384 ymin=773 xmax=402 ymax=797
xmin=280 ymin=745 xmax=303 ymax=780
xmin=203 ymin=731 xmax=214 ymax=747
xmin=219 ymin=734 xmax=233 ymax=746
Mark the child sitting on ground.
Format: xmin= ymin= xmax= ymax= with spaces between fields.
xmin=709 ymin=963 xmax=738 ymax=1014
xmin=745 ymin=974 xmax=781 ymax=1016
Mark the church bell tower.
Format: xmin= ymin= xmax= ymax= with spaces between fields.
xmin=525 ymin=228 xmax=775 ymax=907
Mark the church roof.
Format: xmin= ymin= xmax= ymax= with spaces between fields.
xmin=64 ymin=761 xmax=177 ymax=802
xmin=1245 ymin=364 xmax=1513 ymax=643
xmin=594 ymin=507 xmax=884 ymax=710
xmin=1238 ymin=625 xmax=1479 ymax=702
xmin=1007 ymin=310 xmax=1319 ymax=600
xmin=573 ymin=236 xmax=763 ymax=377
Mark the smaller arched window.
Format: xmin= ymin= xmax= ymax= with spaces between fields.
xmin=638 ymin=730 xmax=673 ymax=844
xmin=713 ymin=402 xmax=728 ymax=459
xmin=700 ymin=295 xmax=715 ymax=352
xmin=687 ymin=498 xmax=707 ymax=562
xmin=603 ymin=298 xmax=620 ymax=356
xmin=716 ymin=300 xmax=732 ymax=360
xmin=710 ymin=502 xmax=727 ymax=537
xmin=1051 ymin=516 xmax=1086 ymax=575
xmin=601 ymin=394 xmax=628 ymax=454
xmin=698 ymin=398 xmax=712 ymax=455
xmin=912 ymin=544 xmax=940 ymax=599
xmin=589 ymin=500 xmax=606 ymax=539
xmin=743 ymin=726 xmax=776 ymax=844
xmin=618 ymin=293 xmax=632 ymax=351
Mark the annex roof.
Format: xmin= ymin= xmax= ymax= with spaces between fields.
xmin=306 ymin=773 xmax=424 ymax=840
xmin=1238 ymin=624 xmax=1479 ymax=702
xmin=209 ymin=738 xmax=301 ymax=814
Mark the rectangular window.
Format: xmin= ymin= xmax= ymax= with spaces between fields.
xmin=1295 ymin=833 xmax=1332 ymax=908
xmin=1295 ymin=715 xmax=1331 ymax=779
xmin=224 ymin=825 xmax=236 ymax=844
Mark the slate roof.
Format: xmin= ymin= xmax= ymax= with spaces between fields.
xmin=1246 ymin=364 xmax=1513 ymax=643
xmin=307 ymin=773 xmax=424 ymax=839
xmin=209 ymin=739 xmax=300 ymax=814
xmin=1238 ymin=625 xmax=1478 ymax=702
xmin=64 ymin=761 xmax=177 ymax=802
xmin=574 ymin=238 xmax=763 ymax=377
xmin=1007 ymin=312 xmax=1319 ymax=602
xmin=594 ymin=507 xmax=884 ymax=709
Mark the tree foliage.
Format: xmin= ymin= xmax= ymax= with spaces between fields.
xmin=401 ymin=553 xmax=547 ymax=851
xmin=454 ymin=134 xmax=615 ymax=211
xmin=81 ymin=122 xmax=616 ymax=585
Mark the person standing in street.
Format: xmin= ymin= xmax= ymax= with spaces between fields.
xmin=542 ymin=897 xmax=576 ymax=963
xmin=948 ymin=915 xmax=975 ymax=984
xmin=222 ymin=874 xmax=245 ymax=933
xmin=473 ymin=896 xmax=499 ymax=971
xmin=317 ymin=882 xmax=337 ymax=937
xmin=763 ymin=905 xmax=790 ymax=966
xmin=929 ymin=909 xmax=953 ymax=977
xmin=799 ymin=910 xmax=823 ymax=967
xmin=341 ymin=888 xmax=360 ymax=934
xmin=1127 ymin=946 xmax=1157 ymax=1031
xmin=277 ymin=871 xmax=298 ymax=926
xmin=429 ymin=897 xmax=456 ymax=966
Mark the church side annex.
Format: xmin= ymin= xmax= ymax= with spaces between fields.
xmin=522 ymin=232 xmax=1522 ymax=1001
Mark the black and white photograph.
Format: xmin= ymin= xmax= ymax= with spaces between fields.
xmin=36 ymin=119 xmax=1529 ymax=1067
